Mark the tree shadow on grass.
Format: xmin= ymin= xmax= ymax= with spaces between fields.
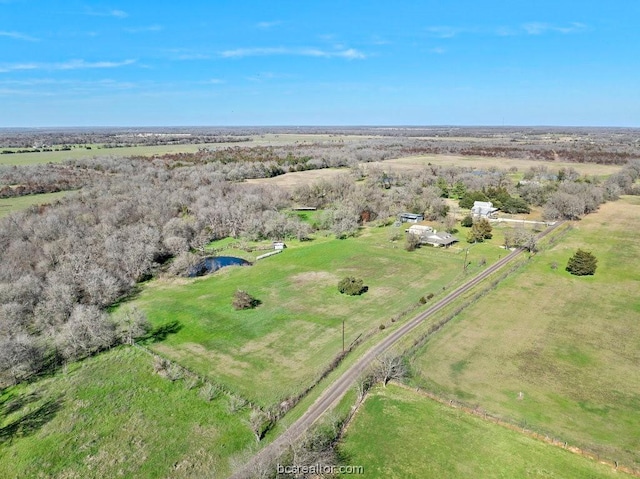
xmin=0 ymin=391 xmax=41 ymax=417
xmin=0 ymin=397 xmax=62 ymax=445
xmin=138 ymin=320 xmax=183 ymax=344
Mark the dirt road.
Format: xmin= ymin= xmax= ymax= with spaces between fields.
xmin=229 ymin=221 xmax=564 ymax=478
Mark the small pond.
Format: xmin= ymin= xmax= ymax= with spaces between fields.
xmin=188 ymin=256 xmax=251 ymax=277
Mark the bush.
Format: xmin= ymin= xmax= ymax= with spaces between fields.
xmin=338 ymin=276 xmax=367 ymax=296
xmin=466 ymin=218 xmax=493 ymax=243
xmin=461 ymin=215 xmax=473 ymax=227
xmin=566 ymin=249 xmax=598 ymax=276
xmin=405 ymin=233 xmax=420 ymax=251
xmin=232 ymin=290 xmax=260 ymax=310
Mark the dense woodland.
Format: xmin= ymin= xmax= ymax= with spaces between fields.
xmin=0 ymin=129 xmax=639 ymax=386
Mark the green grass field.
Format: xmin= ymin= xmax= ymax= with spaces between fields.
xmin=0 ymin=143 xmax=236 ymax=166
xmin=410 ymin=196 xmax=640 ymax=468
xmin=0 ymin=347 xmax=254 ymax=479
xmin=0 ymin=191 xmax=70 ymax=218
xmin=0 ymin=134 xmax=373 ymax=166
xmin=133 ymin=225 xmax=511 ymax=406
xmin=339 ymin=384 xmax=631 ymax=479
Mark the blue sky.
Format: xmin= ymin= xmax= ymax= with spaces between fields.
xmin=0 ymin=0 xmax=638 ymax=127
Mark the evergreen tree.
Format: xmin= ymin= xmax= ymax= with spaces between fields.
xmin=338 ymin=277 xmax=367 ymax=295
xmin=467 ymin=218 xmax=493 ymax=243
xmin=566 ymin=249 xmax=598 ymax=276
xmin=459 ymin=191 xmax=489 ymax=209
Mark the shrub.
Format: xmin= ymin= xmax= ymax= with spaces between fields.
xmin=419 ymin=296 xmax=427 ymax=304
xmin=461 ymin=215 xmax=474 ymax=227
xmin=338 ymin=276 xmax=367 ymax=296
xmin=467 ymin=218 xmax=493 ymax=243
xmin=405 ymin=233 xmax=420 ymax=251
xmin=233 ymin=290 xmax=260 ymax=310
xmin=199 ymin=383 xmax=221 ymax=401
xmin=566 ymin=249 xmax=598 ymax=276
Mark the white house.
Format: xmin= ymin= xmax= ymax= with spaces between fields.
xmin=423 ymin=231 xmax=458 ymax=247
xmin=471 ymin=201 xmax=498 ymax=218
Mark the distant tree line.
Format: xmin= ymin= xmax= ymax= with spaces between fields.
xmin=0 ymin=130 xmax=638 ymax=386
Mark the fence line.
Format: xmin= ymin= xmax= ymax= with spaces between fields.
xmin=391 ymin=382 xmax=640 ymax=478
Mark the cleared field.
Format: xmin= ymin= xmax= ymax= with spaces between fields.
xmin=0 ymin=143 xmax=240 ymax=166
xmin=245 ymin=167 xmax=349 ymax=190
xmin=132 ymin=226 xmax=510 ymax=406
xmin=410 ymin=196 xmax=640 ymax=468
xmin=0 ymin=134 xmax=373 ymax=166
xmin=0 ymin=191 xmax=69 ymax=218
xmin=366 ymin=154 xmax=622 ymax=177
xmin=246 ymin=154 xmax=620 ymax=192
xmin=339 ymin=384 xmax=631 ymax=479
xmin=0 ymin=347 xmax=253 ymax=479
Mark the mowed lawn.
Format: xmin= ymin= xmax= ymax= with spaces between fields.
xmin=411 ymin=196 xmax=640 ymax=468
xmin=133 ymin=226 xmax=478 ymax=406
xmin=339 ymin=384 xmax=631 ymax=479
xmin=0 ymin=347 xmax=254 ymax=479
xmin=0 ymin=191 xmax=69 ymax=218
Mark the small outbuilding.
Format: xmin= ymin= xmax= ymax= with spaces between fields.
xmin=273 ymin=242 xmax=287 ymax=250
xmin=406 ymin=224 xmax=434 ymax=236
xmin=399 ymin=213 xmax=424 ymax=223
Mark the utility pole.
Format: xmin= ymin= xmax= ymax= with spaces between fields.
xmin=463 ymin=248 xmax=469 ymax=273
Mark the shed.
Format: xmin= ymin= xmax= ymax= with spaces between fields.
xmin=406 ymin=224 xmax=434 ymax=236
xmin=400 ymin=213 xmax=424 ymax=223
xmin=273 ymin=242 xmax=287 ymax=250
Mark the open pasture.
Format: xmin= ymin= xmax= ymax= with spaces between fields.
xmin=133 ymin=226 xmax=477 ymax=406
xmin=0 ymin=133 xmax=373 ymax=166
xmin=339 ymin=384 xmax=632 ymax=479
xmin=410 ymin=196 xmax=640 ymax=468
xmin=0 ymin=191 xmax=69 ymax=218
xmin=366 ymin=154 xmax=622 ymax=177
xmin=0 ymin=347 xmax=253 ymax=479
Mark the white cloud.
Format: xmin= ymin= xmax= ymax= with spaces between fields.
xmin=165 ymin=48 xmax=211 ymax=60
xmin=125 ymin=25 xmax=163 ymax=33
xmin=0 ymin=31 xmax=39 ymax=42
xmin=0 ymin=63 xmax=38 ymax=73
xmin=424 ymin=26 xmax=464 ymax=38
xmin=424 ymin=22 xmax=588 ymax=38
xmin=176 ymin=53 xmax=211 ymax=60
xmin=0 ymin=59 xmax=136 ymax=73
xmin=257 ymin=21 xmax=281 ymax=29
xmin=83 ymin=8 xmax=128 ymax=18
xmin=522 ymin=22 xmax=587 ymax=35
xmin=55 ymin=59 xmax=136 ymax=70
xmin=220 ymin=47 xmax=366 ymax=59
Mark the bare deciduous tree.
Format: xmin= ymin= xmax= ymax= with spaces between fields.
xmin=374 ymin=353 xmax=408 ymax=387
